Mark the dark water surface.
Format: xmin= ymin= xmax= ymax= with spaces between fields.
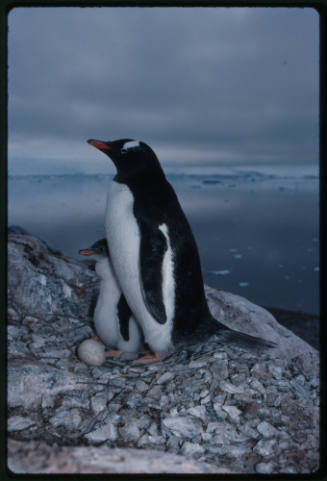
xmin=8 ymin=168 xmax=319 ymax=315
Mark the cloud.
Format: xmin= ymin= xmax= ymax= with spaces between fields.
xmin=8 ymin=7 xmax=319 ymax=174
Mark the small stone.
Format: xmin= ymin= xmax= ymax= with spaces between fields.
xmin=91 ymin=394 xmax=108 ymax=415
xmin=213 ymin=403 xmax=228 ymax=420
xmin=220 ymin=380 xmax=245 ymax=394
xmin=187 ymin=406 xmax=207 ymax=422
xmin=228 ymin=444 xmax=249 ymax=457
xmin=257 ymin=421 xmax=278 ymax=438
xmin=135 ymin=380 xmax=149 ymax=392
xmin=206 ymin=422 xmax=224 ymax=434
xmin=249 ymin=379 xmax=265 ymax=394
xmin=255 ymin=461 xmax=276 ymax=473
xmin=119 ymin=420 xmax=141 ymax=441
xmin=243 ymin=423 xmax=260 ymax=440
xmin=8 ymin=416 xmax=36 ymax=432
xmin=182 ymin=441 xmax=204 ymax=458
xmin=85 ymin=420 xmax=118 ymax=443
xmin=49 ymin=408 xmax=82 ymax=430
xmin=126 ymin=394 xmax=144 ymax=409
xmin=162 ymin=416 xmax=203 ymax=439
xmin=253 ymin=438 xmax=277 ymax=457
xmin=211 ymin=359 xmax=229 ymax=378
xmin=147 ymin=385 xmax=162 ymax=401
xmin=199 ymin=389 xmax=209 ymax=398
xmin=269 ymin=365 xmax=283 ymax=380
xmin=201 ymin=395 xmax=211 ymax=405
xmin=222 ymin=405 xmax=241 ymax=422
xmin=189 ymin=360 xmax=207 ymax=368
xmin=156 ymin=372 xmax=175 ymax=384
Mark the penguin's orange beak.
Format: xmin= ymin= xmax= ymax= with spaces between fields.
xmin=87 ymin=139 xmax=111 ymax=151
xmin=78 ymin=249 xmax=95 ymax=256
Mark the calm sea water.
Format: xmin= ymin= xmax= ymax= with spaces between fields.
xmin=8 ymin=166 xmax=320 ymax=315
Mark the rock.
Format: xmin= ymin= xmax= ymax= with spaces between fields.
xmin=119 ymin=421 xmax=141 ymax=442
xmin=255 ymin=461 xmax=276 ymax=474
xmin=257 ymin=421 xmax=278 ymax=438
xmin=8 ymin=416 xmax=36 ymax=432
xmin=186 ymin=406 xmax=207 ymax=423
xmin=162 ymin=416 xmax=203 ymax=439
xmin=7 ymin=232 xmax=320 ymax=474
xmin=8 ymin=233 xmax=96 ymax=322
xmin=85 ymin=419 xmax=118 ymax=443
xmin=90 ymin=393 xmax=108 ymax=415
xmin=135 ymin=380 xmax=148 ymax=393
xmin=222 ymin=405 xmax=242 ymax=423
xmin=49 ymin=408 xmax=82 ymax=430
xmin=253 ymin=438 xmax=277 ymax=457
xmin=8 ymin=439 xmax=231 ymax=473
xmin=182 ymin=441 xmax=205 ymax=458
xmin=156 ymin=372 xmax=175 ymax=384
xmin=8 ymin=359 xmax=90 ymax=410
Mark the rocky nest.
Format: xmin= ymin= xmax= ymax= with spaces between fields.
xmin=7 ymin=232 xmax=320 ymax=474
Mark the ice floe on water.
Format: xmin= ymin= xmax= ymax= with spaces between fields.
xmin=239 ymin=282 xmax=249 ymax=287
xmin=208 ymin=269 xmax=231 ymax=276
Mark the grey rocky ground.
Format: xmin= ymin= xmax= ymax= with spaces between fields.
xmin=7 ymin=232 xmax=320 ymax=474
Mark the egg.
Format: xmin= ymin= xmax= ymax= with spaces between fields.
xmin=77 ymin=339 xmax=106 ymax=366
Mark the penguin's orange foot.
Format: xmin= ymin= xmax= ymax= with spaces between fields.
xmin=105 ymin=349 xmax=123 ymax=358
xmin=91 ymin=335 xmax=104 ymax=344
xmin=133 ymin=352 xmax=162 ymax=364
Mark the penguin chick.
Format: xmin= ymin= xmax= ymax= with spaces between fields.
xmin=87 ymin=139 xmax=277 ymax=363
xmin=79 ymin=238 xmax=143 ymax=356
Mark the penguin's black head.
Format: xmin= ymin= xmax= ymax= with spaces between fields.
xmin=79 ymin=238 xmax=109 ymax=260
xmin=87 ymin=138 xmax=164 ymax=181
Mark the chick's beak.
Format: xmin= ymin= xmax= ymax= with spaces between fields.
xmin=78 ymin=249 xmax=94 ymax=256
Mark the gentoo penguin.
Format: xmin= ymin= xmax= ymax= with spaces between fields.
xmin=87 ymin=138 xmax=276 ymax=363
xmin=79 ymin=238 xmax=143 ymax=356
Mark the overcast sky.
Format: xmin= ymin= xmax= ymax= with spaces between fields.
xmin=8 ymin=7 xmax=319 ymax=175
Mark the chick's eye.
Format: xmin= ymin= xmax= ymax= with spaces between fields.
xmin=121 ymin=148 xmax=128 ymax=154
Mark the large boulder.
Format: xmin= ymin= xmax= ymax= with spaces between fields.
xmin=7 ymin=232 xmax=319 ymax=474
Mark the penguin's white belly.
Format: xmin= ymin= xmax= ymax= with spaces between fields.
xmin=105 ymin=181 xmax=174 ymax=355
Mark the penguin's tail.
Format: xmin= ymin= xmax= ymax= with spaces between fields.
xmin=206 ymin=315 xmax=277 ymax=350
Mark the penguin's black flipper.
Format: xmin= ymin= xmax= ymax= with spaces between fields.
xmin=216 ymin=324 xmax=277 ymax=350
xmin=139 ymin=223 xmax=168 ymax=324
xmin=117 ymin=294 xmax=132 ymax=341
xmin=197 ymin=315 xmax=277 ymax=350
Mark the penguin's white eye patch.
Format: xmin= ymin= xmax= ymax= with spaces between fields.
xmin=121 ymin=140 xmax=140 ymax=153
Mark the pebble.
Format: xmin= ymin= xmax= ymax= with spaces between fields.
xmin=257 ymin=421 xmax=278 ymax=438
xmin=8 ymin=416 xmax=36 ymax=432
xmin=156 ymin=372 xmax=175 ymax=384
xmin=85 ymin=419 xmax=118 ymax=443
xmin=255 ymin=461 xmax=276 ymax=473
xmin=182 ymin=441 xmax=205 ymax=458
xmin=91 ymin=394 xmax=108 ymax=415
xmin=162 ymin=416 xmax=203 ymax=439
xmin=253 ymin=438 xmax=277 ymax=457
xmin=222 ymin=405 xmax=242 ymax=423
xmin=49 ymin=408 xmax=82 ymax=430
xmin=220 ymin=380 xmax=245 ymax=394
xmin=187 ymin=406 xmax=207 ymax=422
xmin=135 ymin=380 xmax=149 ymax=393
